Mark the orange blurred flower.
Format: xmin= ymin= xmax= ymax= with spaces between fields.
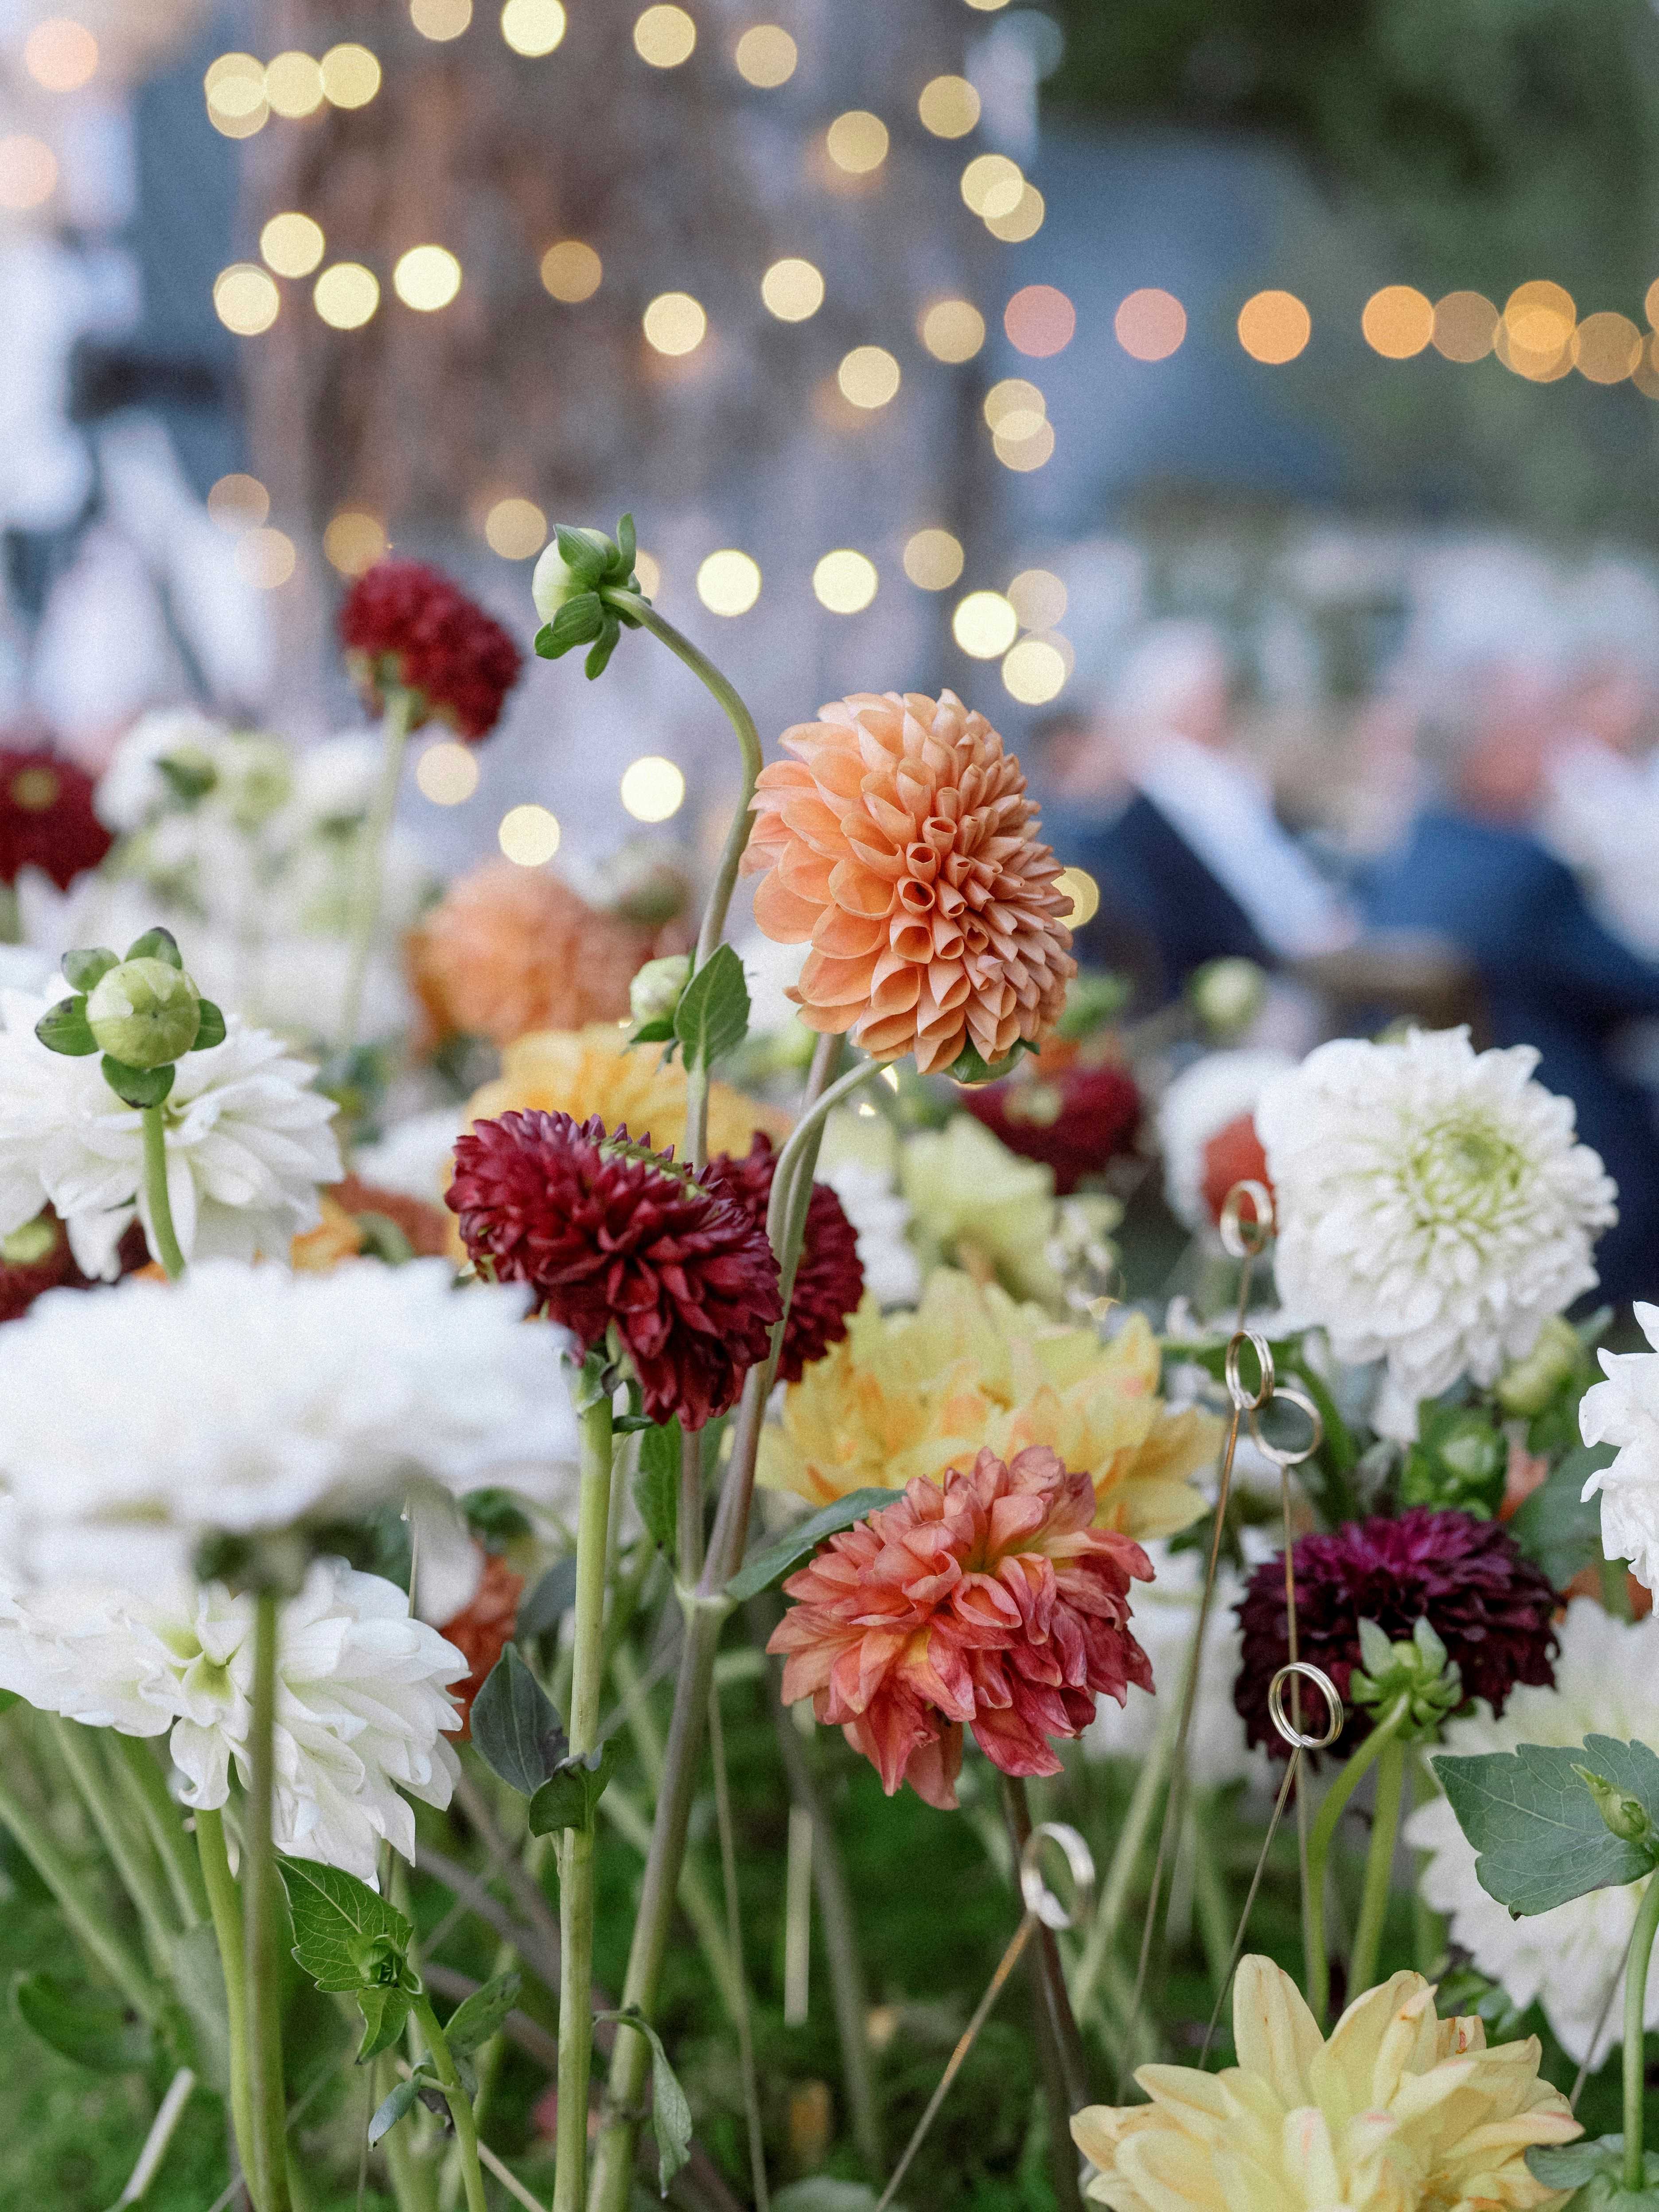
xmin=438 ymin=1549 xmax=526 ymax=1735
xmin=741 ymin=690 xmax=1075 ymax=1075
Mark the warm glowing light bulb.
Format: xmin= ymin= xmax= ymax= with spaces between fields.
xmin=762 ymin=257 xmax=824 ymax=321
xmin=207 ymin=474 xmax=270 ymax=530
xmin=960 ymin=152 xmax=1023 ymax=218
xmin=260 ymin=213 xmax=325 ymax=278
xmin=1431 ymin=292 xmax=1497 ymax=362
xmin=619 ymin=756 xmax=686 ymax=821
xmin=1055 ymin=867 xmax=1099 ymax=927
xmin=918 ymin=74 xmax=979 ymax=137
xmin=24 ymin=18 xmax=97 ymax=92
xmin=1573 ymin=311 xmax=1642 ymax=384
xmin=826 ymin=110 xmax=888 ymax=174
xmin=501 ymin=0 xmax=565 ymax=54
xmin=1237 ymin=290 xmax=1311 ymax=364
xmin=643 ymin=291 xmax=706 ymax=355
xmin=323 ymin=512 xmax=388 ymax=576
xmin=314 ymin=263 xmax=380 ymax=330
xmin=417 ymin=741 xmax=480 ymax=805
xmin=214 ymin=264 xmax=280 ymax=337
xmin=735 ymin=24 xmax=795 ymax=85
xmin=813 ymin=550 xmax=877 ymax=614
xmin=393 ymin=245 xmax=462 ymax=312
xmin=1001 ymin=638 xmax=1067 ymax=704
xmin=541 ymin=240 xmax=601 ymax=301
xmin=485 ymin=498 xmax=548 ymax=558
xmin=1005 ymin=284 xmax=1075 ymax=358
xmin=205 ymin=52 xmax=268 ymax=136
xmin=265 ymin=51 xmax=324 ymax=117
xmin=984 ymin=378 xmax=1045 ymax=431
xmin=1114 ymin=288 xmax=1186 ymax=362
xmin=953 ymin=591 xmax=1018 ymax=658
xmin=696 ymin=550 xmax=761 ymax=615
xmin=837 ymin=345 xmax=900 ymax=409
xmin=320 ymin=44 xmax=381 ymax=105
xmin=985 ymin=184 xmax=1044 ymax=242
xmin=903 ymin=530 xmax=964 ymax=591
xmin=411 ymin=0 xmax=472 ymax=40
xmin=1007 ymin=569 xmax=1067 ymax=630
xmin=634 ymin=4 xmax=695 ymax=65
xmin=1361 ymin=286 xmax=1434 ymax=359
xmin=499 ymin=804 xmax=561 ymax=865
xmin=919 ymin=297 xmax=985 ymax=362
xmin=235 ymin=529 xmax=297 ymax=590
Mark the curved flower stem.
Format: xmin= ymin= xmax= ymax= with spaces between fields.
xmin=1303 ymin=1695 xmax=1410 ymax=2022
xmin=245 ymin=1590 xmax=292 ymax=2212
xmin=413 ymin=1995 xmax=489 ymax=2212
xmin=140 ymin=1103 xmax=186 ymax=1278
xmin=51 ymin=1720 xmax=177 ymax=1972
xmin=1347 ymin=1734 xmax=1406 ymax=2000
xmin=1626 ymin=1872 xmax=1659 ymax=2188
xmin=340 ymin=688 xmax=415 ymax=1052
xmin=0 ymin=1748 xmax=157 ymax=2022
xmin=196 ymin=1807 xmax=257 ymax=2193
xmin=554 ymin=1382 xmax=616 ymax=2212
xmin=112 ymin=1732 xmax=206 ymax=1928
xmin=707 ymin=1683 xmax=768 ymax=2211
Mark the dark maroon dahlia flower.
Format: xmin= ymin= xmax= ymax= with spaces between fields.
xmin=339 ymin=559 xmax=522 ymax=741
xmin=0 ymin=747 xmax=111 ymax=887
xmin=703 ymin=1133 xmax=863 ymax=1384
xmin=1233 ymin=1506 xmax=1558 ymax=1760
xmin=446 ymin=1109 xmax=782 ymax=1428
xmin=960 ymin=1058 xmax=1141 ymax=1195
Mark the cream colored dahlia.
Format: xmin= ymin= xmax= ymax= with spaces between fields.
xmin=741 ymin=690 xmax=1075 ymax=1074
xmin=1072 ymin=1955 xmax=1577 ymax=2212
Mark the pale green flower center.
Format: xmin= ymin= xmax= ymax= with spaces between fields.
xmin=1402 ymin=1112 xmax=1529 ymax=1227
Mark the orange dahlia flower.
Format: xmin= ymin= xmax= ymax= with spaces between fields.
xmin=768 ymin=1445 xmax=1152 ymax=1807
xmin=742 ymin=691 xmax=1076 ymax=1075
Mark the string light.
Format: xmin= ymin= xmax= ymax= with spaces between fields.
xmin=411 ymin=0 xmax=472 ymax=41
xmin=995 ymin=421 xmax=1053 ymax=470
xmin=1237 ymin=290 xmax=1311 ymax=363
xmin=260 ymin=213 xmax=325 ymax=278
xmin=265 ymin=52 xmax=324 ymax=117
xmin=762 ymin=257 xmax=824 ymax=320
xmin=985 ymin=183 xmax=1044 ymax=241
xmin=24 ymin=19 xmax=97 ymax=92
xmin=416 ymin=742 xmax=479 ymax=804
xmin=1647 ymin=279 xmax=1659 ymax=330
xmin=498 ymin=804 xmax=561 ymax=865
xmin=205 ymin=53 xmax=268 ymax=138
xmin=0 ymin=137 xmax=57 ymax=211
xmin=1431 ymin=291 xmax=1497 ymax=362
xmin=1002 ymin=638 xmax=1067 ymax=704
xmin=1114 ymin=287 xmax=1186 ymax=361
xmin=1055 ymin=866 xmax=1100 ymax=926
xmin=918 ymin=74 xmax=979 ymax=137
xmin=696 ymin=551 xmax=761 ymax=615
xmin=903 ymin=529 xmax=964 ymax=590
xmin=206 ymin=475 xmax=270 ymax=530
xmin=813 ymin=550 xmax=877 ymax=614
xmin=633 ymin=551 xmax=662 ymax=596
xmin=323 ymin=512 xmax=388 ymax=576
xmin=960 ymin=152 xmax=1023 ymax=218
xmin=735 ymin=24 xmax=796 ymax=85
xmin=643 ymin=292 xmax=706 ymax=355
xmin=394 ymin=246 xmax=463 ymax=311
xmin=1573 ymin=312 xmax=1641 ymax=383
xmin=234 ymin=529 xmax=297 ymax=590
xmin=1007 ymin=569 xmax=1066 ymax=629
xmin=953 ymin=591 xmax=1018 ymax=658
xmin=837 ymin=345 xmax=900 ymax=409
xmin=501 ymin=0 xmax=565 ymax=54
xmin=1004 ymin=284 xmax=1075 ymax=357
xmin=826 ymin=110 xmax=888 ymax=174
xmin=320 ymin=43 xmax=381 ymax=105
xmin=214 ymin=264 xmax=280 ymax=337
xmin=314 ymin=264 xmax=380 ymax=330
xmin=634 ymin=5 xmax=695 ymax=65
xmin=984 ymin=378 xmax=1045 ymax=434
xmin=485 ymin=498 xmax=547 ymax=558
xmin=619 ymin=756 xmax=686 ymax=821
xmin=541 ymin=241 xmax=601 ymax=301
xmin=919 ymin=297 xmax=985 ymax=362
xmin=1362 ymin=286 xmax=1433 ymax=358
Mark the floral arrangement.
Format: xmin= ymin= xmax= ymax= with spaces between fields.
xmin=0 ymin=520 xmax=1655 ymax=2212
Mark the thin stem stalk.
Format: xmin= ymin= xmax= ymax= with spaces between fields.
xmin=339 ymin=689 xmax=414 ymax=1051
xmin=140 ymin=1103 xmax=186 ymax=1278
xmin=1625 ymin=1872 xmax=1659 ymax=2189
xmin=113 ymin=1732 xmax=206 ymax=1927
xmin=1002 ymin=1777 xmax=1085 ymax=2212
xmin=0 ymin=1753 xmax=157 ymax=2021
xmin=708 ymin=1687 xmax=768 ymax=2211
xmin=1346 ymin=1736 xmax=1407 ymax=2002
xmin=196 ymin=1808 xmax=257 ymax=2197
xmin=245 ymin=1590 xmax=292 ymax=2212
xmin=1303 ymin=1696 xmax=1410 ymax=2022
xmin=1070 ymin=1688 xmax=1179 ymax=2023
xmin=413 ymin=1996 xmax=489 ymax=2212
xmin=51 ymin=1720 xmax=176 ymax=1970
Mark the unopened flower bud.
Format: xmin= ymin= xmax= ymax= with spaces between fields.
xmin=1188 ymin=955 xmax=1267 ymax=1038
xmin=1494 ymin=1315 xmax=1584 ymax=1418
xmin=1574 ymin=1765 xmax=1659 ymax=1853
xmin=85 ymin=957 xmax=201 ymax=1068
xmin=630 ymin=953 xmax=690 ymax=1028
xmin=531 ymin=529 xmax=616 ymax=621
xmin=1352 ymin=1613 xmax=1464 ymax=1739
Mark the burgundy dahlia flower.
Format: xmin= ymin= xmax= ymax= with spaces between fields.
xmin=703 ymin=1133 xmax=863 ymax=1383
xmin=1234 ymin=1506 xmax=1558 ymax=1760
xmin=446 ymin=1109 xmax=782 ymax=1427
xmin=0 ymin=747 xmax=111 ymax=887
xmin=339 ymin=559 xmax=522 ymax=741
xmin=960 ymin=1057 xmax=1141 ymax=1195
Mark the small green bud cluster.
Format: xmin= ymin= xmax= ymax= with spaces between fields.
xmin=629 ymin=952 xmax=692 ymax=1038
xmin=531 ymin=514 xmax=648 ymax=680
xmin=35 ymin=928 xmax=226 ymax=1108
xmin=1574 ymin=1764 xmax=1659 ymax=1854
xmin=1494 ymin=1314 xmax=1587 ymax=1419
xmin=1188 ymin=955 xmax=1268 ymax=1039
xmin=1351 ymin=1615 xmax=1465 ymax=1741
xmin=1400 ymin=1402 xmax=1507 ymax=1519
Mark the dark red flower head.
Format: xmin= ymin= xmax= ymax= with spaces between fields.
xmin=446 ymin=1109 xmax=783 ymax=1428
xmin=960 ymin=1058 xmax=1141 ymax=1195
xmin=1234 ymin=1506 xmax=1558 ymax=1761
xmin=339 ymin=559 xmax=522 ymax=741
xmin=703 ymin=1133 xmax=862 ymax=1384
xmin=0 ymin=747 xmax=111 ymax=888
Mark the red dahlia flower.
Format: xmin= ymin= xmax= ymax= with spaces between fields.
xmin=961 ymin=1058 xmax=1141 ymax=1195
xmin=446 ymin=1109 xmax=782 ymax=1428
xmin=339 ymin=559 xmax=522 ymax=741
xmin=703 ymin=1133 xmax=863 ymax=1382
xmin=0 ymin=747 xmax=111 ymax=887
xmin=769 ymin=1445 xmax=1153 ymax=1808
xmin=1234 ymin=1506 xmax=1558 ymax=1761
xmin=1199 ymin=1110 xmax=1273 ymax=1228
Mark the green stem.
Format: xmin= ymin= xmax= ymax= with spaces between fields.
xmin=0 ymin=1751 xmax=157 ymax=2021
xmin=51 ymin=1720 xmax=177 ymax=1970
xmin=1188 ymin=1799 xmax=1233 ymax=2001
xmin=140 ymin=1103 xmax=187 ymax=1278
xmin=196 ymin=1809 xmax=257 ymax=2199
xmin=555 ymin=1385 xmax=615 ymax=2212
xmin=1304 ymin=1696 xmax=1410 ymax=2022
xmin=1069 ymin=1695 xmax=1177 ymax=2024
xmin=245 ymin=1590 xmax=292 ymax=2212
xmin=1626 ymin=1872 xmax=1659 ymax=2188
xmin=339 ymin=688 xmax=414 ymax=1051
xmin=1347 ymin=1736 xmax=1407 ymax=2002
xmin=112 ymin=1733 xmax=206 ymax=1928
xmin=379 ymin=2052 xmax=440 ymax=2212
xmin=413 ymin=1996 xmax=488 ymax=2212
xmin=708 ymin=1686 xmax=768 ymax=2211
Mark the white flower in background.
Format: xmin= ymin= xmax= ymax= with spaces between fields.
xmin=0 ymin=1258 xmax=580 ymax=1543
xmin=95 ymin=708 xmax=231 ymax=832
xmin=1406 ymin=1598 xmax=1659 ymax=2064
xmin=1580 ymin=1301 xmax=1659 ymax=1586
xmin=0 ymin=1541 xmax=465 ymax=1882
xmin=0 ymin=977 xmax=340 ymax=1277
xmin=819 ymin=1158 xmax=921 ymax=1309
xmin=734 ymin=928 xmax=809 ymax=1037
xmin=354 ymin=1105 xmax=467 ymax=1206
xmin=1156 ymin=1048 xmax=1292 ymax=1235
xmin=1256 ymin=1028 xmax=1616 ymax=1440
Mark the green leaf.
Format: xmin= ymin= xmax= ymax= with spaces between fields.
xmin=368 ymin=2076 xmax=420 ymax=2148
xmin=124 ymin=927 xmax=183 ymax=968
xmin=517 ymin=1555 xmax=578 ymax=1639
xmin=191 ymin=999 xmax=227 ymax=1051
xmin=633 ymin=1421 xmax=682 ymax=1553
xmin=12 ymin=1973 xmax=152 ymax=2073
xmin=724 ymin=1487 xmax=896 ymax=1604
xmin=460 ymin=1487 xmax=532 ymax=1547
xmin=672 ymin=944 xmax=750 ymax=1075
xmin=1508 ymin=1443 xmax=1613 ymax=1588
xmin=34 ymin=995 xmax=97 ymax=1055
xmin=533 ymin=623 xmax=560 ymax=659
xmin=528 ymin=1739 xmax=618 ymax=1837
xmin=1527 ymin=2134 xmax=1659 ymax=2203
xmin=101 ymin=1055 xmax=173 ymax=1107
xmin=543 ymin=592 xmax=604 ymax=656
xmin=615 ymin=512 xmax=637 ymax=571
xmin=1433 ymin=1735 xmax=1659 ymax=1914
xmin=554 ymin=524 xmax=608 ymax=587
xmin=596 ymin=2007 xmax=692 ymax=2195
xmin=62 ymin=947 xmax=119 ymax=993
xmin=281 ymin=1859 xmax=415 ymax=1996
xmin=470 ymin=1644 xmax=568 ymax=1797
xmin=584 ymin=620 xmax=620 ymax=680
xmin=443 ymin=1971 xmax=521 ymax=2057
xmin=354 ymin=1985 xmax=413 ymax=2064
xmin=629 ymin=1016 xmax=677 ymax=1045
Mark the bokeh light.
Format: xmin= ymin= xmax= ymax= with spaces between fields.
xmin=1114 ymin=288 xmax=1186 ymax=360
xmin=1002 ymin=638 xmax=1067 ymax=705
xmin=324 ymin=512 xmax=388 ymax=575
xmin=1503 ymin=280 xmax=1575 ymax=358
xmin=826 ymin=110 xmax=888 ymax=174
xmin=903 ymin=530 xmax=965 ymax=590
xmin=234 ymin=529 xmax=297 ymax=590
xmin=314 ymin=264 xmax=380 ymax=330
xmin=1007 ymin=568 xmax=1067 ymax=630
xmin=952 ymin=591 xmax=1018 ymax=658
xmin=417 ymin=742 xmax=479 ymax=805
xmin=985 ymin=184 xmax=1044 ymax=242
xmin=919 ymin=75 xmax=980 ymax=137
xmin=643 ymin=292 xmax=706 ymax=355
xmin=634 ymin=550 xmax=662 ymax=596
xmin=1431 ymin=291 xmax=1497 ymax=362
xmin=24 ymin=19 xmax=97 ymax=93
xmin=412 ymin=0 xmax=472 ymax=39
xmin=501 ymin=0 xmax=566 ymax=54
xmin=634 ymin=5 xmax=695 ymax=66
xmin=485 ymin=498 xmax=547 ymax=558
xmin=265 ymin=52 xmax=324 ymax=117
xmin=735 ymin=25 xmax=796 ymax=86
xmin=813 ymin=550 xmax=877 ymax=614
xmin=919 ymin=297 xmax=985 ymax=362
xmin=696 ymin=550 xmax=762 ymax=615
xmin=762 ymin=257 xmax=824 ymax=320
xmin=1635 ymin=336 xmax=1659 ymax=402
xmin=260 ymin=213 xmax=325 ymax=278
xmin=321 ymin=44 xmax=381 ymax=105
xmin=619 ymin=756 xmax=687 ymax=822
xmin=1237 ymin=290 xmax=1311 ymax=363
xmin=205 ymin=53 xmax=268 ymax=138
xmin=541 ymin=241 xmax=601 ymax=301
xmin=1362 ymin=285 xmax=1434 ymax=358
xmin=207 ymin=474 xmax=270 ymax=530
xmin=1004 ymin=284 xmax=1076 ymax=358
xmin=837 ymin=345 xmax=900 ymax=409
xmin=994 ymin=421 xmax=1055 ymax=470
xmin=499 ymin=805 xmax=561 ymax=865
xmin=0 ymin=137 xmax=57 ymax=211
xmin=394 ymin=246 xmax=463 ymax=312
xmin=214 ymin=264 xmax=280 ymax=337
xmin=1647 ymin=280 xmax=1659 ymax=331
xmin=1573 ymin=311 xmax=1642 ymax=384
xmin=960 ymin=152 xmax=1023 ymax=218
xmin=1055 ymin=866 xmax=1100 ymax=927
xmin=984 ymin=378 xmax=1046 ymax=435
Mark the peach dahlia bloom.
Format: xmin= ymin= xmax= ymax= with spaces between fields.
xmin=768 ymin=1445 xmax=1152 ymax=1808
xmin=742 ymin=691 xmax=1076 ymax=1074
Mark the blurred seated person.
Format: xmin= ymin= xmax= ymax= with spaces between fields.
xmin=1365 ymin=658 xmax=1659 ymax=1304
xmin=1538 ymin=650 xmax=1659 ymax=962
xmin=1041 ymin=621 xmax=1354 ymax=1006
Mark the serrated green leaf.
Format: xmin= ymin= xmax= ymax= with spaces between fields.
xmin=633 ymin=1421 xmax=682 ymax=1553
xmin=443 ymin=1971 xmax=521 ymax=2057
xmin=62 ymin=947 xmax=119 ymax=992
xmin=672 ymin=944 xmax=750 ymax=1075
xmin=100 ymin=1055 xmax=173 ymax=1107
xmin=368 ymin=2076 xmax=420 ymax=2147
xmin=1433 ymin=1735 xmax=1659 ymax=1914
xmin=12 ymin=1972 xmax=152 ymax=2073
xmin=281 ymin=1860 xmax=414 ymax=1995
xmin=34 ymin=996 xmax=97 ymax=1055
xmin=191 ymin=999 xmax=227 ymax=1051
xmin=517 ymin=1555 xmax=578 ymax=1639
xmin=124 ymin=927 xmax=183 ymax=968
xmin=1508 ymin=1443 xmax=1613 ymax=1587
xmin=355 ymin=1985 xmax=413 ymax=2063
xmin=725 ymin=1487 xmax=896 ymax=1604
xmin=528 ymin=1739 xmax=618 ymax=1837
xmin=596 ymin=2006 xmax=692 ymax=2195
xmin=470 ymin=1645 xmax=569 ymax=1798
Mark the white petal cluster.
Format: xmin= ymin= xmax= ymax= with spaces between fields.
xmin=1405 ymin=1597 xmax=1659 ymax=2064
xmin=0 ymin=1258 xmax=580 ymax=1539
xmin=819 ymin=1158 xmax=921 ymax=1310
xmin=1156 ymin=1048 xmax=1292 ymax=1235
xmin=0 ymin=976 xmax=341 ymax=1278
xmin=0 ymin=1544 xmax=466 ymax=1881
xmin=1580 ymin=1301 xmax=1659 ymax=1587
xmin=1256 ymin=1028 xmax=1616 ymax=1439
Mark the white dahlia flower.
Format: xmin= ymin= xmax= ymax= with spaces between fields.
xmin=0 ymin=1542 xmax=465 ymax=1881
xmin=0 ymin=1258 xmax=579 ymax=1543
xmin=1256 ymin=1028 xmax=1616 ymax=1440
xmin=1156 ymin=1048 xmax=1292 ymax=1235
xmin=1405 ymin=1597 xmax=1659 ymax=2064
xmin=1580 ymin=1300 xmax=1659 ymax=1586
xmin=0 ymin=976 xmax=341 ymax=1277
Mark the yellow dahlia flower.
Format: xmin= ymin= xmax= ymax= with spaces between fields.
xmin=900 ymin=1111 xmax=1063 ymax=1305
xmin=1071 ymin=1955 xmax=1577 ymax=2212
xmin=758 ymin=1268 xmax=1215 ymax=1538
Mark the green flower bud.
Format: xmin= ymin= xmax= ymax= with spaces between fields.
xmin=1494 ymin=1315 xmax=1584 ymax=1418
xmin=1400 ymin=1403 xmax=1507 ymax=1518
xmin=1188 ymin=956 xmax=1267 ymax=1038
xmin=629 ymin=953 xmax=691 ymax=1030
xmin=85 ymin=957 xmax=201 ymax=1069
xmin=531 ymin=528 xmax=618 ymax=621
xmin=1574 ymin=1765 xmax=1659 ymax=1853
xmin=1351 ymin=1614 xmax=1464 ymax=1740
